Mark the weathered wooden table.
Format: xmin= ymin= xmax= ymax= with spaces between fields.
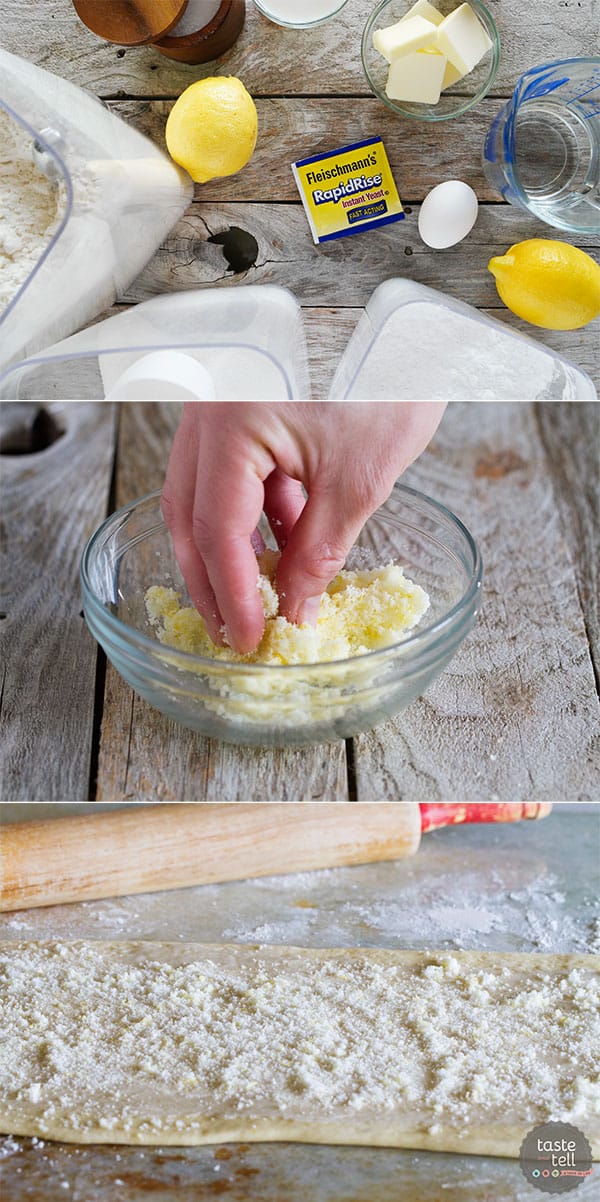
xmin=1 ymin=400 xmax=598 ymax=801
xmin=2 ymin=0 xmax=599 ymax=392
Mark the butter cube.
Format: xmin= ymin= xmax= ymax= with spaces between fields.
xmin=442 ymin=59 xmax=465 ymax=89
xmin=400 ymin=0 xmax=444 ymax=26
xmin=422 ymin=44 xmax=465 ymax=88
xmin=374 ymin=15 xmax=438 ymax=63
xmin=386 ymin=49 xmax=447 ymax=104
xmin=436 ymin=3 xmax=493 ymax=76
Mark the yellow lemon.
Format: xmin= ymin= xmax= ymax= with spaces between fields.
xmin=488 ymin=239 xmax=600 ymax=330
xmin=166 ymin=76 xmax=258 ymax=184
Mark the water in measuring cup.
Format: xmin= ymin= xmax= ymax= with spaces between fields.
xmin=484 ymin=58 xmax=600 ymax=234
xmin=513 ymin=95 xmax=600 ymax=227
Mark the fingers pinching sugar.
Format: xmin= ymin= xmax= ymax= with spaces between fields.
xmin=191 ymin=471 xmax=267 ymax=656
xmin=161 ymin=415 xmax=224 ymax=646
xmin=275 ymin=489 xmax=371 ymax=627
xmin=161 ymin=403 xmax=447 ymax=655
xmin=263 ymin=469 xmax=306 ymax=551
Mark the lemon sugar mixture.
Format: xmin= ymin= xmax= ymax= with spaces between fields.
xmin=145 ymin=552 xmax=430 ymax=664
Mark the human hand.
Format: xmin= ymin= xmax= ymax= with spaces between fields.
xmin=161 ymin=402 xmax=446 ymax=653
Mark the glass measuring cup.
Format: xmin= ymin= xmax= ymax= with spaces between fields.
xmin=483 ymin=57 xmax=600 ymax=236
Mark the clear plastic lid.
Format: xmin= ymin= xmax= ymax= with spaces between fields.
xmin=0 ymin=286 xmax=311 ymax=400
xmin=0 ymin=48 xmax=193 ymax=370
xmin=329 ymin=280 xmax=596 ymax=400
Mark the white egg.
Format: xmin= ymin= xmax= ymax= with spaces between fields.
xmin=418 ymin=180 xmax=479 ymax=249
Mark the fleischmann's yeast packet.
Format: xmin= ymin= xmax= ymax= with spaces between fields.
xmin=292 ymin=137 xmax=404 ymax=244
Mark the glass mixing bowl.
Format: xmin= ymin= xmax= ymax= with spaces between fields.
xmin=362 ymin=0 xmax=500 ymax=122
xmin=81 ymin=485 xmax=482 ymax=747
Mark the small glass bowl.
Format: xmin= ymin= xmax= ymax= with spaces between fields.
xmin=362 ymin=0 xmax=500 ymax=122
xmin=81 ymin=485 xmax=482 ymax=748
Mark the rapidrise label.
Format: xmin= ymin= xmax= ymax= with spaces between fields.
xmin=292 ymin=137 xmax=405 ymax=244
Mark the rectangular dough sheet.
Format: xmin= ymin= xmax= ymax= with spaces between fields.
xmin=1 ymin=942 xmax=598 ymax=1157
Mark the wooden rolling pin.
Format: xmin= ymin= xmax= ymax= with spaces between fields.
xmin=0 ymin=803 xmax=551 ymax=912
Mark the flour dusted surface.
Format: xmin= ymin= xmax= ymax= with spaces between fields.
xmin=1 ymin=942 xmax=598 ymax=1155
xmin=0 ymin=108 xmax=64 ymax=313
xmin=145 ymin=555 xmax=430 ymax=666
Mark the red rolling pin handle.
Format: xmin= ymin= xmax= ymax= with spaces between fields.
xmin=419 ymin=803 xmax=552 ymax=834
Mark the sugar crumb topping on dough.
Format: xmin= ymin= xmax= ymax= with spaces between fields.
xmin=0 ymin=943 xmax=598 ymax=1149
xmin=145 ymin=553 xmax=430 ymax=666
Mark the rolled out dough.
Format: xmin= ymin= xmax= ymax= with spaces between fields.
xmin=1 ymin=942 xmax=598 ymax=1157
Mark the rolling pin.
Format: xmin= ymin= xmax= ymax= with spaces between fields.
xmin=0 ymin=803 xmax=551 ymax=912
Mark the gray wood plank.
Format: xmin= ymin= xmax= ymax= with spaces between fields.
xmin=2 ymin=0 xmax=594 ymax=97
xmin=123 ymin=201 xmax=600 ymax=307
xmin=119 ymin=201 xmax=599 ymax=391
xmin=304 ymin=308 xmax=363 ymax=400
xmin=535 ymin=402 xmax=600 ymax=687
xmin=95 ymin=402 xmax=349 ymax=801
xmin=353 ymin=401 xmax=600 ymax=802
xmin=0 ymin=402 xmax=116 ymax=801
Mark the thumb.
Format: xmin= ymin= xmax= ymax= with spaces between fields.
xmin=276 ymin=487 xmax=368 ymax=626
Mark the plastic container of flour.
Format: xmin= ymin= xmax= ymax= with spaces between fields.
xmin=0 ymin=287 xmax=311 ymax=400
xmin=329 ymin=280 xmax=596 ymax=399
xmin=0 ymin=49 xmax=192 ymax=371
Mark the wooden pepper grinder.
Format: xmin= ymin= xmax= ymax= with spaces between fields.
xmin=72 ymin=0 xmax=245 ymax=64
xmin=155 ymin=1 xmax=246 ymax=63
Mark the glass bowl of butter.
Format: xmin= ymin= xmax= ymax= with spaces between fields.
xmin=362 ymin=0 xmax=500 ymax=121
xmin=81 ymin=484 xmax=482 ymax=747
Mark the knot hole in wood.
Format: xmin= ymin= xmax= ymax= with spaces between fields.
xmin=0 ymin=404 xmax=66 ymax=456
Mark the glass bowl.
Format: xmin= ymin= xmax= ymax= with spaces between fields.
xmin=80 ymin=485 xmax=482 ymax=748
xmin=253 ymin=1 xmax=351 ymax=30
xmin=362 ymin=0 xmax=500 ymax=122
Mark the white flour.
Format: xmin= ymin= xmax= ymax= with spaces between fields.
xmin=0 ymin=107 xmax=64 ymax=314
xmin=2 ymin=866 xmax=598 ymax=954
